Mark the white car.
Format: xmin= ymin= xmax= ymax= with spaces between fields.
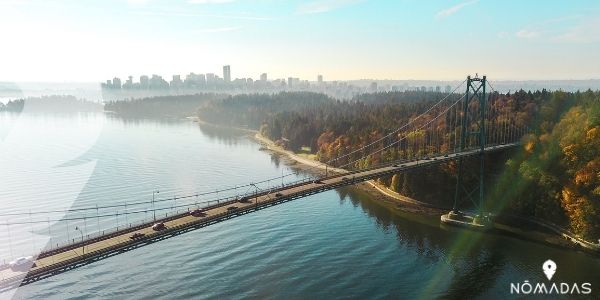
xmin=10 ymin=256 xmax=35 ymax=268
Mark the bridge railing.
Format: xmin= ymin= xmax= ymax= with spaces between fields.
xmin=31 ymin=143 xmax=521 ymax=260
xmin=35 ymin=175 xmax=327 ymax=258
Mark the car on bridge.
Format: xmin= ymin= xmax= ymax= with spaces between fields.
xmin=227 ymin=206 xmax=238 ymax=211
xmin=238 ymin=196 xmax=251 ymax=203
xmin=312 ymin=180 xmax=324 ymax=184
xmin=9 ymin=256 xmax=35 ymax=270
xmin=190 ymin=209 xmax=205 ymax=217
xmin=152 ymin=222 xmax=166 ymax=231
xmin=275 ymin=192 xmax=283 ymax=197
xmin=129 ymin=232 xmax=146 ymax=240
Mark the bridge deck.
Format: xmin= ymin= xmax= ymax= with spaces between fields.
xmin=0 ymin=144 xmax=517 ymax=290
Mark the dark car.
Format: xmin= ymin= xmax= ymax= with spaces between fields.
xmin=312 ymin=180 xmax=324 ymax=184
xmin=238 ymin=196 xmax=251 ymax=203
xmin=190 ymin=209 xmax=205 ymax=217
xmin=129 ymin=232 xmax=146 ymax=240
xmin=227 ymin=206 xmax=238 ymax=211
xmin=275 ymin=192 xmax=283 ymax=197
xmin=341 ymin=177 xmax=350 ymax=181
xmin=152 ymin=222 xmax=166 ymax=231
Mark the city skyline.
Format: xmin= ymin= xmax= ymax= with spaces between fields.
xmin=1 ymin=0 xmax=600 ymax=82
xmin=101 ymin=65 xmax=330 ymax=87
xmin=98 ymin=64 xmax=464 ymax=101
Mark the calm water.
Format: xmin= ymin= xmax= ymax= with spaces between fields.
xmin=2 ymin=113 xmax=599 ymax=299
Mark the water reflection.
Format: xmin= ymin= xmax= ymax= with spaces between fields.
xmin=106 ymin=114 xmax=188 ymax=126
xmin=7 ymin=113 xmax=600 ymax=299
xmin=196 ymin=122 xmax=247 ymax=145
xmin=270 ymin=153 xmax=281 ymax=168
xmin=334 ymin=183 xmax=600 ymax=298
xmin=441 ymin=251 xmax=506 ymax=299
xmin=105 ymin=117 xmax=600 ymax=298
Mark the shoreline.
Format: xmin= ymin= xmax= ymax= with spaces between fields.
xmin=192 ymin=116 xmax=600 ymax=254
xmin=192 ymin=116 xmax=437 ymax=212
xmin=250 ymin=131 xmax=445 ymax=214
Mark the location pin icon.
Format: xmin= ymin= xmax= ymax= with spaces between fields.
xmin=543 ymin=259 xmax=557 ymax=280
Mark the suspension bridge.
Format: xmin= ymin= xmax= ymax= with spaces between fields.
xmin=0 ymin=75 xmax=529 ymax=290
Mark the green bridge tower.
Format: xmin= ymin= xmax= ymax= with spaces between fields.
xmin=451 ymin=75 xmax=488 ymax=224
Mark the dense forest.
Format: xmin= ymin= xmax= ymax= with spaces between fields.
xmin=489 ymin=91 xmax=600 ymax=239
xmin=198 ymin=91 xmax=467 ymax=153
xmin=104 ymin=93 xmax=225 ymax=117
xmin=0 ymin=95 xmax=102 ymax=112
xmin=197 ymin=92 xmax=334 ymax=131
xmin=197 ymin=90 xmax=599 ymax=240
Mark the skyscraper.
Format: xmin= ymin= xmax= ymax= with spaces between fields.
xmin=260 ymin=73 xmax=267 ymax=82
xmin=112 ymin=77 xmax=122 ymax=89
xmin=140 ymin=75 xmax=149 ymax=89
xmin=223 ymin=65 xmax=231 ymax=83
xmin=123 ymin=76 xmax=133 ymax=89
xmin=206 ymin=73 xmax=216 ymax=86
xmin=318 ymin=75 xmax=323 ymax=84
xmin=170 ymin=75 xmax=183 ymax=88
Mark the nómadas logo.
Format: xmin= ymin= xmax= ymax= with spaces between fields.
xmin=510 ymin=259 xmax=592 ymax=295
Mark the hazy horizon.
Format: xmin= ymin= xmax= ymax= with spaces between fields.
xmin=1 ymin=0 xmax=600 ymax=82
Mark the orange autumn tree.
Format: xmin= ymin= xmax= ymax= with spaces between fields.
xmin=491 ymin=90 xmax=600 ymax=240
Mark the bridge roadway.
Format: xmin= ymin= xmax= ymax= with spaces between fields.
xmin=0 ymin=143 xmax=517 ymax=290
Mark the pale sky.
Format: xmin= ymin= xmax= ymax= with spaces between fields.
xmin=1 ymin=0 xmax=600 ymax=82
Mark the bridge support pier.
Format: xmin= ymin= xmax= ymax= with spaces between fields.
xmin=443 ymin=75 xmax=491 ymax=229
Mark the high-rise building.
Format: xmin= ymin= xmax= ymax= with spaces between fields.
xmin=260 ymin=73 xmax=267 ymax=82
xmin=198 ymin=74 xmax=206 ymax=85
xmin=123 ymin=76 xmax=133 ymax=89
xmin=140 ymin=75 xmax=149 ymax=89
xmin=170 ymin=75 xmax=183 ymax=88
xmin=445 ymin=85 xmax=452 ymax=93
xmin=206 ymin=73 xmax=216 ymax=85
xmin=223 ymin=65 xmax=231 ymax=83
xmin=288 ymin=77 xmax=293 ymax=88
xmin=112 ymin=77 xmax=122 ymax=89
xmin=149 ymin=74 xmax=169 ymax=89
xmin=318 ymin=75 xmax=323 ymax=83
